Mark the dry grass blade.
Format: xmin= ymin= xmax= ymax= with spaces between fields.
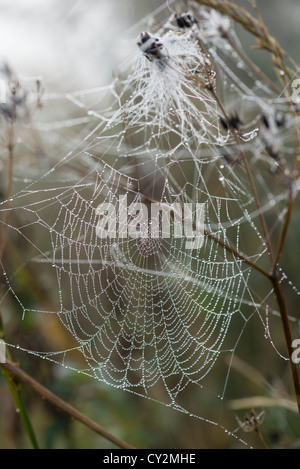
xmin=193 ymin=0 xmax=298 ymax=80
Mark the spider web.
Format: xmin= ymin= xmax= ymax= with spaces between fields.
xmin=1 ymin=1 xmax=300 ymax=448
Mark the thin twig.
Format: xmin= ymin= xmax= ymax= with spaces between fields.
xmin=272 ymin=186 xmax=294 ymax=272
xmin=256 ymin=428 xmax=268 ymax=450
xmin=203 ymin=228 xmax=270 ymax=278
xmin=139 ymin=184 xmax=271 ymax=278
xmin=194 ymin=0 xmax=297 ymax=73
xmin=208 ymin=84 xmax=274 ymax=265
xmin=191 ymin=0 xmax=300 ymax=418
xmin=0 ymin=359 xmax=135 ymax=449
xmin=1 ymin=365 xmax=39 ymax=449
xmin=0 ymin=123 xmax=14 ymax=264
xmin=0 ymin=122 xmax=41 ymax=448
xmin=0 ymin=306 xmax=39 ymax=449
xmin=270 ymin=275 xmax=300 ymax=416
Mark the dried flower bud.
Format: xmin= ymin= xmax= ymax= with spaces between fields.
xmin=137 ymin=32 xmax=168 ymax=69
xmin=175 ymin=12 xmax=198 ymax=29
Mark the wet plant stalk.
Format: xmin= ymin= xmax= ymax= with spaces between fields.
xmin=0 ymin=124 xmax=40 ymax=448
xmin=0 ymin=123 xmax=14 ymax=263
xmin=0 ymin=359 xmax=135 ymax=450
xmin=1 ymin=365 xmax=39 ymax=449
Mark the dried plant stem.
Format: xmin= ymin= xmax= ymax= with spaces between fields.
xmin=256 ymin=428 xmax=268 ymax=450
xmin=192 ymin=0 xmax=300 ymax=418
xmin=272 ymin=187 xmax=294 ymax=271
xmin=206 ymin=149 xmax=300 ymax=414
xmin=0 ymin=124 xmax=41 ymax=448
xmin=203 ymin=228 xmax=269 ymax=278
xmin=215 ymin=88 xmax=300 ymax=414
xmin=1 ymin=364 xmax=39 ymax=449
xmin=139 ymin=182 xmax=271 ymax=278
xmin=0 ymin=306 xmax=39 ymax=449
xmin=193 ymin=70 xmax=300 ymax=413
xmin=194 ymin=0 xmax=296 ymax=74
xmin=270 ymin=185 xmax=300 ymax=414
xmin=208 ymin=84 xmax=274 ymax=265
xmin=270 ymin=275 xmax=300 ymax=416
xmin=0 ymin=123 xmax=14 ymax=264
xmin=185 ymin=65 xmax=275 ymax=272
xmin=0 ymin=359 xmax=135 ymax=450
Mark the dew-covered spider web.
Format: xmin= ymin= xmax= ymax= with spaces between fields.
xmin=1 ymin=0 xmax=300 ymax=448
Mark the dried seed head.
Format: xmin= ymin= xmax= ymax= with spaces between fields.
xmin=0 ymin=62 xmax=28 ymax=122
xmin=137 ymin=32 xmax=168 ymax=69
xmin=259 ymin=107 xmax=287 ymax=164
xmin=220 ymin=112 xmax=242 ymax=131
xmin=175 ymin=12 xmax=198 ymax=29
xmin=236 ymin=410 xmax=265 ymax=433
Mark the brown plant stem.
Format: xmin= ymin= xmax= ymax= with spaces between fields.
xmin=256 ymin=428 xmax=268 ymax=450
xmin=203 ymin=228 xmax=269 ymax=278
xmin=186 ymin=36 xmax=300 ymax=414
xmin=208 ymin=84 xmax=274 ymax=265
xmin=0 ymin=359 xmax=135 ymax=449
xmin=1 ymin=364 xmax=39 ymax=449
xmin=194 ymin=0 xmax=297 ymax=75
xmin=272 ymin=186 xmax=294 ymax=272
xmin=0 ymin=122 xmax=42 ymax=448
xmin=269 ymin=184 xmax=300 ymax=415
xmin=138 ymin=184 xmax=271 ymax=278
xmin=270 ymin=274 xmax=300 ymax=416
xmin=0 ymin=305 xmax=40 ymax=448
xmin=0 ymin=123 xmax=14 ymax=264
